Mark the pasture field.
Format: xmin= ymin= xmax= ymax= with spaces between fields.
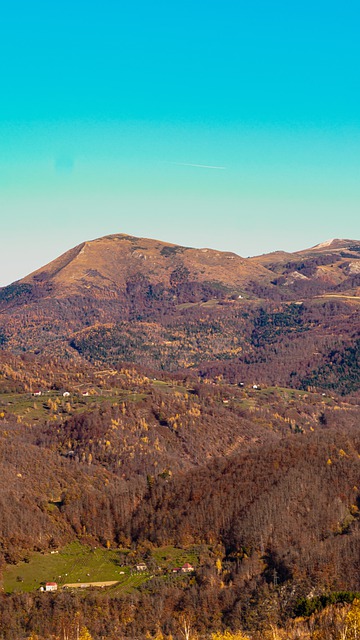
xmin=3 ymin=542 xmax=198 ymax=594
xmin=0 ymin=389 xmax=147 ymax=425
xmin=4 ymin=542 xmax=130 ymax=593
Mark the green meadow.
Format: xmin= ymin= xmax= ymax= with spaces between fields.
xmin=3 ymin=542 xmax=198 ymax=594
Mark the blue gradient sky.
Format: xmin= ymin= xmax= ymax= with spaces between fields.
xmin=1 ymin=0 xmax=360 ymax=285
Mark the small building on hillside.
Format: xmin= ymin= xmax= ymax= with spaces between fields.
xmin=33 ymin=391 xmax=42 ymax=396
xmin=181 ymin=563 xmax=194 ymax=573
xmin=136 ymin=563 xmax=147 ymax=572
xmin=45 ymin=582 xmax=58 ymax=592
xmin=63 ymin=391 xmax=70 ymax=397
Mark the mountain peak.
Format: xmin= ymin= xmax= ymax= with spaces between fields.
xmin=301 ymin=238 xmax=358 ymax=253
xmin=16 ymin=232 xmax=272 ymax=297
xmin=312 ymin=238 xmax=337 ymax=249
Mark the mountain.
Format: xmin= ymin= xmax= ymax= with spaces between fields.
xmin=1 ymin=234 xmax=360 ymax=639
xmin=1 ymin=233 xmax=360 ymax=391
xmin=250 ymin=237 xmax=360 ymax=287
xmin=20 ymin=233 xmax=273 ymax=295
xmin=0 ymin=232 xmax=273 ymax=355
xmin=299 ymin=238 xmax=360 ymax=253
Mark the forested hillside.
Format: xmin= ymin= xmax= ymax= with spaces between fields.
xmin=0 ymin=235 xmax=360 ymax=639
xmin=0 ymin=355 xmax=360 ymax=638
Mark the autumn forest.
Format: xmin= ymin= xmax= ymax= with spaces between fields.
xmin=0 ymin=235 xmax=360 ymax=639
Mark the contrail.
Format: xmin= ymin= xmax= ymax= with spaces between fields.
xmin=171 ymin=162 xmax=226 ymax=170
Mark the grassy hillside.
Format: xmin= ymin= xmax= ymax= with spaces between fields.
xmin=3 ymin=541 xmax=199 ymax=595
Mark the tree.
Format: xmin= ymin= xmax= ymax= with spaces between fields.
xmin=344 ymin=599 xmax=360 ymax=639
xmin=79 ymin=627 xmax=93 ymax=640
xmin=211 ymin=632 xmax=251 ymax=640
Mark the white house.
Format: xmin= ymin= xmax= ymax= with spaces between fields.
xmin=181 ymin=563 xmax=194 ymax=573
xmin=45 ymin=582 xmax=58 ymax=592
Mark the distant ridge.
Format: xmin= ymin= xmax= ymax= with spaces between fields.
xmin=299 ymin=238 xmax=359 ymax=253
xmin=0 ymin=232 xmax=360 ymax=381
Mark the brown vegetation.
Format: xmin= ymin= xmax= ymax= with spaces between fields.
xmin=1 ymin=235 xmax=360 ymax=638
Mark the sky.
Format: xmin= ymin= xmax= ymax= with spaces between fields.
xmin=1 ymin=0 xmax=360 ymax=286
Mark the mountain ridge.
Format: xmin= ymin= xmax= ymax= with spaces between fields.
xmin=18 ymin=232 xmax=274 ymax=298
xmin=1 ymin=232 xmax=360 ymax=392
xmin=15 ymin=233 xmax=360 ymax=289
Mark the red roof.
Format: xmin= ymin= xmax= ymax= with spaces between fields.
xmin=46 ymin=582 xmax=57 ymax=586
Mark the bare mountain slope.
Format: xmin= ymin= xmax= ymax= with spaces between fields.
xmin=20 ymin=233 xmax=274 ymax=297
xmin=299 ymin=238 xmax=359 ymax=253
xmin=250 ymin=238 xmax=360 ymax=290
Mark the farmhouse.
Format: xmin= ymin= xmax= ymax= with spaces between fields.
xmin=45 ymin=582 xmax=58 ymax=592
xmin=181 ymin=563 xmax=194 ymax=573
xmin=136 ymin=563 xmax=147 ymax=571
xmin=173 ymin=563 xmax=195 ymax=574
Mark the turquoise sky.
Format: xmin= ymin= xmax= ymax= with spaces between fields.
xmin=1 ymin=0 xmax=360 ymax=285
